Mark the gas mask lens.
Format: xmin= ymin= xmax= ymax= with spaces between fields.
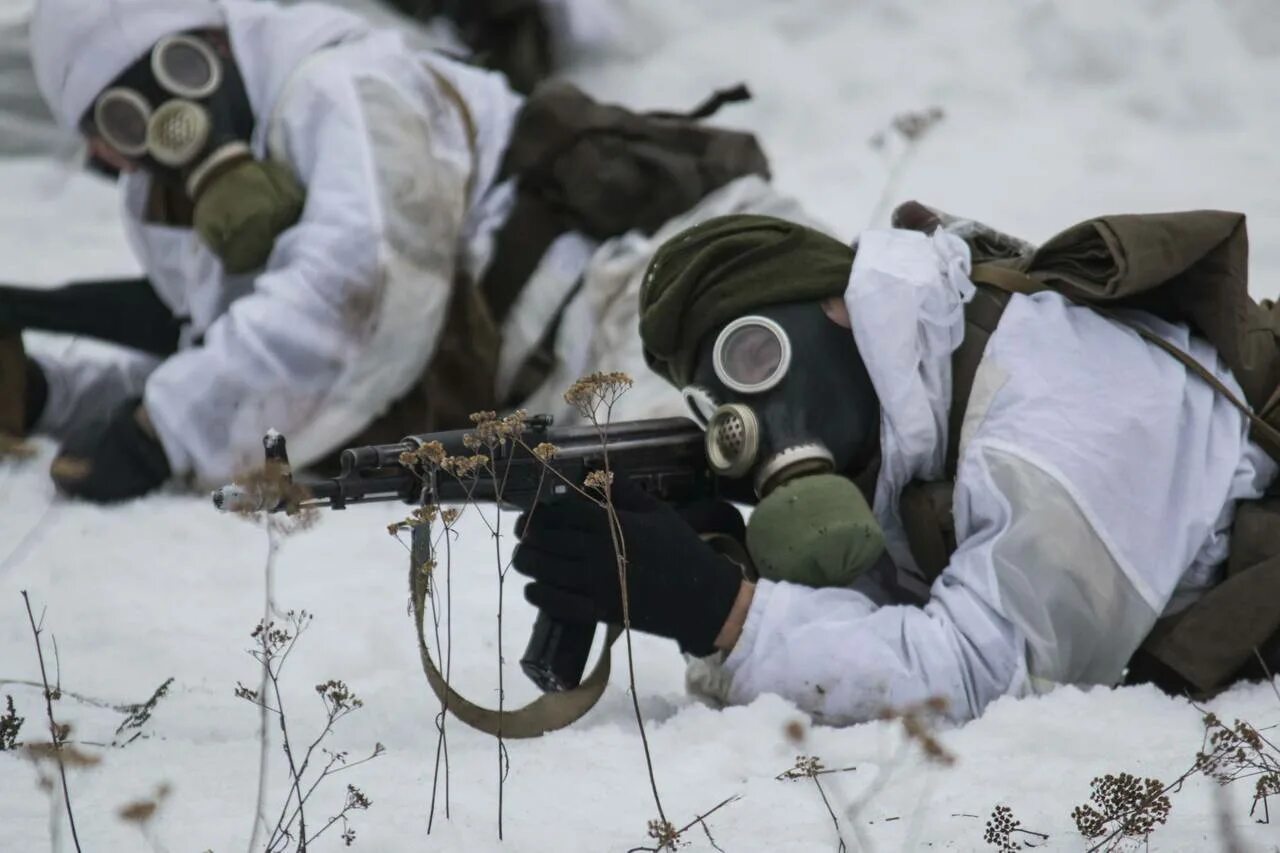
xmin=713 ymin=315 xmax=791 ymax=394
xmin=93 ymin=88 xmax=152 ymax=157
xmin=151 ymin=34 xmax=223 ymax=99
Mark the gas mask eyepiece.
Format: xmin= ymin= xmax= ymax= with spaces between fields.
xmin=151 ymin=34 xmax=223 ymax=99
xmin=93 ymin=88 xmax=152 ymax=158
xmin=713 ymin=314 xmax=791 ymax=394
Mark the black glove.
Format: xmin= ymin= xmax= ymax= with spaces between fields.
xmin=513 ymin=479 xmax=745 ymax=656
xmin=51 ymin=397 xmax=171 ymax=502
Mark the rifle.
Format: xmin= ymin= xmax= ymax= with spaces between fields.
xmin=213 ymin=414 xmax=736 ymax=701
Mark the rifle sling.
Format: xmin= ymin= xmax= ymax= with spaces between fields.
xmin=408 ymin=530 xmax=755 ymax=738
xmin=409 ymin=552 xmax=621 ymax=739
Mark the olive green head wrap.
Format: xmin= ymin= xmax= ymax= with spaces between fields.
xmin=638 ymin=214 xmax=855 ymax=387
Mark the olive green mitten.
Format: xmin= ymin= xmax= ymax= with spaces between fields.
xmin=193 ymin=159 xmax=306 ymax=274
xmin=745 ymin=474 xmax=886 ymax=588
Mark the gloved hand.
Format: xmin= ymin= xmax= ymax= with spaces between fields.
xmin=194 ymin=159 xmax=305 ymax=274
xmin=50 ymin=397 xmax=171 ymax=502
xmin=513 ymin=479 xmax=745 ymax=656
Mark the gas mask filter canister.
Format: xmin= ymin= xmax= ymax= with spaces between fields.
xmin=685 ymin=305 xmax=885 ymax=588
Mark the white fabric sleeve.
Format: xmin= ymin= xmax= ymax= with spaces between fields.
xmin=715 ymin=441 xmax=1166 ymax=725
xmin=31 ymin=344 xmax=160 ymax=438
xmin=718 ymin=568 xmax=1025 ymax=726
xmin=142 ymin=63 xmax=464 ymax=483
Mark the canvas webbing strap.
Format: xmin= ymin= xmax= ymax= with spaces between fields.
xmin=408 ymin=520 xmax=620 ymax=739
xmin=425 ymin=66 xmax=480 ymax=203
xmin=969 ymin=264 xmax=1280 ymax=455
xmin=409 ymin=528 xmax=752 ymax=738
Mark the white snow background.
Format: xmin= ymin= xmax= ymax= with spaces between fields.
xmin=4 ymin=0 xmax=1280 ymax=850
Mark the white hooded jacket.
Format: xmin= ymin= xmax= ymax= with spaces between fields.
xmin=29 ymin=0 xmax=522 ymax=482
xmin=693 ymin=228 xmax=1277 ymax=725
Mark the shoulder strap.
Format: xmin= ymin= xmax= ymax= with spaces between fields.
xmin=424 ymin=66 xmax=480 ymax=203
xmin=946 ymin=278 xmax=1013 ymax=476
xmin=969 ymin=263 xmax=1280 ymax=457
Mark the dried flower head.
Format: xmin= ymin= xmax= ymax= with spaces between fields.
xmin=117 ymin=783 xmax=171 ymax=826
xmin=346 ymin=784 xmax=372 ymax=811
xmin=442 ymin=454 xmax=489 ymax=478
xmin=225 ymin=461 xmax=319 ymax=533
xmin=1071 ymin=772 xmax=1171 ymax=842
xmin=983 ymin=804 xmax=1042 ymax=853
xmin=389 ymin=504 xmax=440 ymax=536
xmin=0 ymin=695 xmax=23 ymax=751
xmin=1196 ymin=712 xmax=1280 ymax=819
xmin=564 ymin=372 xmax=633 ymax=421
xmin=777 ymin=754 xmax=825 ymax=781
xmin=23 ymin=739 xmax=101 ymax=769
xmin=584 ymin=469 xmax=614 ymax=493
xmin=316 ymin=679 xmax=363 ymax=714
xmin=783 ymin=719 xmax=807 ymax=745
xmin=893 ymin=106 xmax=945 ymax=141
xmin=467 ymin=409 xmax=529 ymax=448
xmin=878 ymin=697 xmax=954 ymax=766
xmin=646 ymin=818 xmax=681 ymax=850
xmin=414 ymin=441 xmax=447 ymax=468
xmin=532 ymin=442 xmax=558 ymax=462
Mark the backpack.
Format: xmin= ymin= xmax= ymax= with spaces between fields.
xmin=891 ymin=202 xmax=1280 ymax=697
xmin=479 ymin=80 xmax=771 ymax=327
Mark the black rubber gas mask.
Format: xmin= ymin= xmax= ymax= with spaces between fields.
xmin=83 ymin=32 xmax=304 ymax=273
xmin=683 ymin=301 xmax=887 ymax=587
xmin=86 ymin=33 xmax=255 ymax=197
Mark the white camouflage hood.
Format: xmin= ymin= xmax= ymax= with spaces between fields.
xmin=844 ymin=227 xmax=975 ymax=578
xmin=29 ymin=0 xmax=370 ymax=129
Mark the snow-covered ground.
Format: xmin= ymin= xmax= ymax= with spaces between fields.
xmin=5 ymin=0 xmax=1280 ymax=850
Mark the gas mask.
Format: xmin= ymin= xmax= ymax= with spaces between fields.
xmin=683 ymin=301 xmax=886 ymax=588
xmin=84 ymin=33 xmax=304 ymax=273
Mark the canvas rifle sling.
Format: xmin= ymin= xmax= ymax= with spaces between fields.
xmin=408 ymin=521 xmax=621 ymax=738
xmin=409 ymin=526 xmax=753 ymax=738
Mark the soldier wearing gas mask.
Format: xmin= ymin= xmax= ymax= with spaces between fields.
xmin=513 ymin=213 xmax=1276 ymax=725
xmin=5 ymin=0 xmax=804 ymax=503
xmin=5 ymin=0 xmax=524 ymax=501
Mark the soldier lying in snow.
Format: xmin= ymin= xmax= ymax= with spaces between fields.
xmin=0 ymin=0 xmax=806 ymax=502
xmin=512 ymin=206 xmax=1280 ymax=723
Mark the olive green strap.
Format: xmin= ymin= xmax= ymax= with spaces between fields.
xmin=407 ymin=530 xmax=754 ymax=739
xmin=425 ymin=66 xmax=480 ymax=202
xmin=969 ymin=263 xmax=1280 ymax=455
xmin=409 ymin=554 xmax=622 ymax=739
xmin=968 ymin=262 xmax=1046 ymax=296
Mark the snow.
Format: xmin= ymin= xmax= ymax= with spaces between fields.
xmin=4 ymin=0 xmax=1280 ymax=850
